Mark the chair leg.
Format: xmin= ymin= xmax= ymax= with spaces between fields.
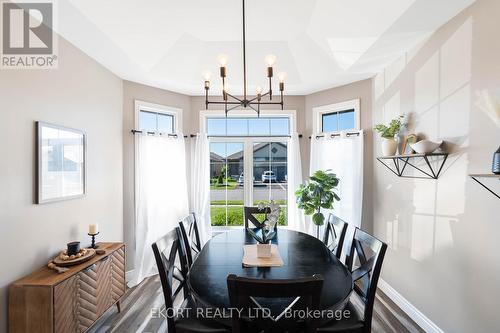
xmin=116 ymin=300 xmax=122 ymax=313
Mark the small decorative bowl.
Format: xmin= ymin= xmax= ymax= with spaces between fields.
xmin=410 ymin=140 xmax=443 ymax=154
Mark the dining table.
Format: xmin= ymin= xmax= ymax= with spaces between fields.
xmin=188 ymin=228 xmax=353 ymax=322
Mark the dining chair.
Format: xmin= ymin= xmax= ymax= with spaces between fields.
xmin=318 ymin=228 xmax=387 ymax=333
xmin=179 ymin=213 xmax=202 ymax=267
xmin=152 ymin=228 xmax=229 ymax=333
xmin=227 ymin=274 xmax=324 ymax=333
xmin=322 ymin=214 xmax=348 ymax=259
xmin=244 ymin=206 xmax=272 ymax=229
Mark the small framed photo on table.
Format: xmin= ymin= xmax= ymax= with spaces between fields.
xmin=402 ymin=134 xmax=418 ymax=155
xmin=36 ymin=121 xmax=86 ymax=204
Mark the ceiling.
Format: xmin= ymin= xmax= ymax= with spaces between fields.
xmin=56 ymin=0 xmax=475 ymax=96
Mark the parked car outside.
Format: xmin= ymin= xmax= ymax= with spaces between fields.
xmin=238 ymin=173 xmax=255 ymax=185
xmin=261 ymin=170 xmax=277 ymax=183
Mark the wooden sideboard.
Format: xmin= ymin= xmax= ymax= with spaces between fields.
xmin=9 ymin=242 xmax=126 ymax=333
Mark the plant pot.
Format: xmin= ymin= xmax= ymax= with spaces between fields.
xmin=381 ymin=138 xmax=397 ymax=156
xmin=257 ymin=243 xmax=272 ymax=258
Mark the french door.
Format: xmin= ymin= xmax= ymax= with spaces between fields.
xmin=209 ymin=138 xmax=288 ymax=227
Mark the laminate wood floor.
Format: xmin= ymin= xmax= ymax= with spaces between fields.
xmin=89 ymin=275 xmax=424 ymax=333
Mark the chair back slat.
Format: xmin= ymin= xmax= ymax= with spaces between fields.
xmin=322 ymin=214 xmax=348 ymax=259
xmin=152 ymin=227 xmax=190 ymax=333
xmin=227 ymin=274 xmax=323 ymax=333
xmin=346 ymin=228 xmax=387 ymax=331
xmin=244 ymin=206 xmax=272 ymax=229
xmin=179 ymin=213 xmax=202 ymax=267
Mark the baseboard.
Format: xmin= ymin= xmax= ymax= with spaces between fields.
xmin=378 ymin=279 xmax=444 ymax=333
xmin=125 ymin=269 xmax=134 ymax=283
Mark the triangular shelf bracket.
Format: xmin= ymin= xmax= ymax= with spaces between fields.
xmin=376 ymin=153 xmax=449 ymax=179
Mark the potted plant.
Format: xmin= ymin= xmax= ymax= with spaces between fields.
xmin=374 ymin=115 xmax=405 ymax=156
xmin=295 ymin=170 xmax=340 ymax=238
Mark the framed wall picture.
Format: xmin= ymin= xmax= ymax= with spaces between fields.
xmin=36 ymin=121 xmax=86 ymax=204
xmin=402 ymin=134 xmax=418 ymax=155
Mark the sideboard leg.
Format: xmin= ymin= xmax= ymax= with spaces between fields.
xmin=116 ymin=300 xmax=122 ymax=313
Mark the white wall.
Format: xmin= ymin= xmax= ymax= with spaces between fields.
xmin=372 ymin=0 xmax=500 ymax=331
xmin=0 ymin=36 xmax=124 ymax=333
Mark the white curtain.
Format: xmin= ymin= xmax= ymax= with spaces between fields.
xmin=190 ymin=133 xmax=212 ymax=244
xmin=309 ymin=131 xmax=364 ymax=240
xmin=128 ymin=134 xmax=189 ymax=288
xmin=287 ymin=133 xmax=307 ymax=232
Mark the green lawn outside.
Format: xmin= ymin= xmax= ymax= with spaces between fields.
xmin=210 ymin=205 xmax=288 ymax=226
xmin=210 ymin=178 xmax=238 ymax=190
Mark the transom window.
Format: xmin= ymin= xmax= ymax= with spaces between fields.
xmin=206 ymin=117 xmax=289 ymax=136
xmin=322 ymin=109 xmax=355 ymax=132
xmin=314 ymin=99 xmax=360 ymax=134
xmin=139 ymin=110 xmax=174 ymax=133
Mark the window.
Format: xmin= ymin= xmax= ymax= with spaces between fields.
xmin=206 ymin=117 xmax=290 ymax=136
xmin=322 ymin=109 xmax=355 ymax=132
xmin=314 ymin=99 xmax=360 ymax=134
xmin=135 ymin=100 xmax=181 ymax=134
xmin=203 ymin=111 xmax=294 ymax=228
xmin=139 ymin=110 xmax=174 ymax=133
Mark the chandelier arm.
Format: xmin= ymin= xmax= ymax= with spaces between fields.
xmin=225 ymin=92 xmax=244 ymax=103
xmin=249 ymin=101 xmax=285 ymax=105
xmin=226 ymin=103 xmax=245 ymax=113
xmin=206 ymin=101 xmax=243 ymax=105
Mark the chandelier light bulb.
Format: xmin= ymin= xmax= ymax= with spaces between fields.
xmin=256 ymin=85 xmax=263 ymax=94
xmin=202 ymin=70 xmax=211 ymax=81
xmin=218 ymin=54 xmax=228 ymax=66
xmin=265 ymin=54 xmax=277 ymax=67
xmin=278 ymin=72 xmax=287 ymax=82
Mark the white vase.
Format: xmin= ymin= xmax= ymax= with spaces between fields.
xmin=257 ymin=243 xmax=272 ymax=258
xmin=381 ymin=138 xmax=397 ymax=156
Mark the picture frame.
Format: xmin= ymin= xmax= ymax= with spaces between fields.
xmin=36 ymin=121 xmax=87 ymax=204
xmin=402 ymin=134 xmax=418 ymax=155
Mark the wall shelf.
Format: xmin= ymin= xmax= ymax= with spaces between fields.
xmin=469 ymin=174 xmax=500 ymax=199
xmin=376 ymin=153 xmax=448 ymax=179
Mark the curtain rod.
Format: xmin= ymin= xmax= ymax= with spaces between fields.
xmin=130 ymin=129 xmax=189 ymax=138
xmin=309 ymin=131 xmax=362 ymax=139
xmin=131 ymin=130 xmax=303 ymax=139
xmin=207 ymin=134 xmax=303 ymax=138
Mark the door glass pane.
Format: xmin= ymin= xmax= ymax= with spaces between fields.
xmin=322 ymin=112 xmax=338 ymax=133
xmin=252 ymin=141 xmax=288 ymax=225
xmin=157 ymin=114 xmax=174 ymax=133
xmin=210 ymin=142 xmax=244 ymax=226
xmin=139 ymin=111 xmax=157 ymax=131
xmin=338 ymin=109 xmax=355 ymax=130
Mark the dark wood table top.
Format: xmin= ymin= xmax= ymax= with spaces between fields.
xmin=188 ymin=229 xmax=353 ymax=311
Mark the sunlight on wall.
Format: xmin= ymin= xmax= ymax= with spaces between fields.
xmin=414 ymin=51 xmax=439 ymax=114
xmin=386 ymin=217 xmax=399 ymax=250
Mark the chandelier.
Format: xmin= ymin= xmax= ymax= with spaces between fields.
xmin=203 ymin=0 xmax=285 ymax=116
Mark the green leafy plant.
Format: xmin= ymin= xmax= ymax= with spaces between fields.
xmin=295 ymin=170 xmax=340 ymax=237
xmin=374 ymin=115 xmax=405 ymax=139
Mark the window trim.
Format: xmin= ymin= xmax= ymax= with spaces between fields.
xmin=134 ymin=100 xmax=182 ymax=134
xmin=200 ymin=109 xmax=296 ymax=229
xmin=313 ymin=99 xmax=360 ymax=135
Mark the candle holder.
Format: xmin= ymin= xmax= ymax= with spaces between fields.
xmin=88 ymin=232 xmax=99 ymax=249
